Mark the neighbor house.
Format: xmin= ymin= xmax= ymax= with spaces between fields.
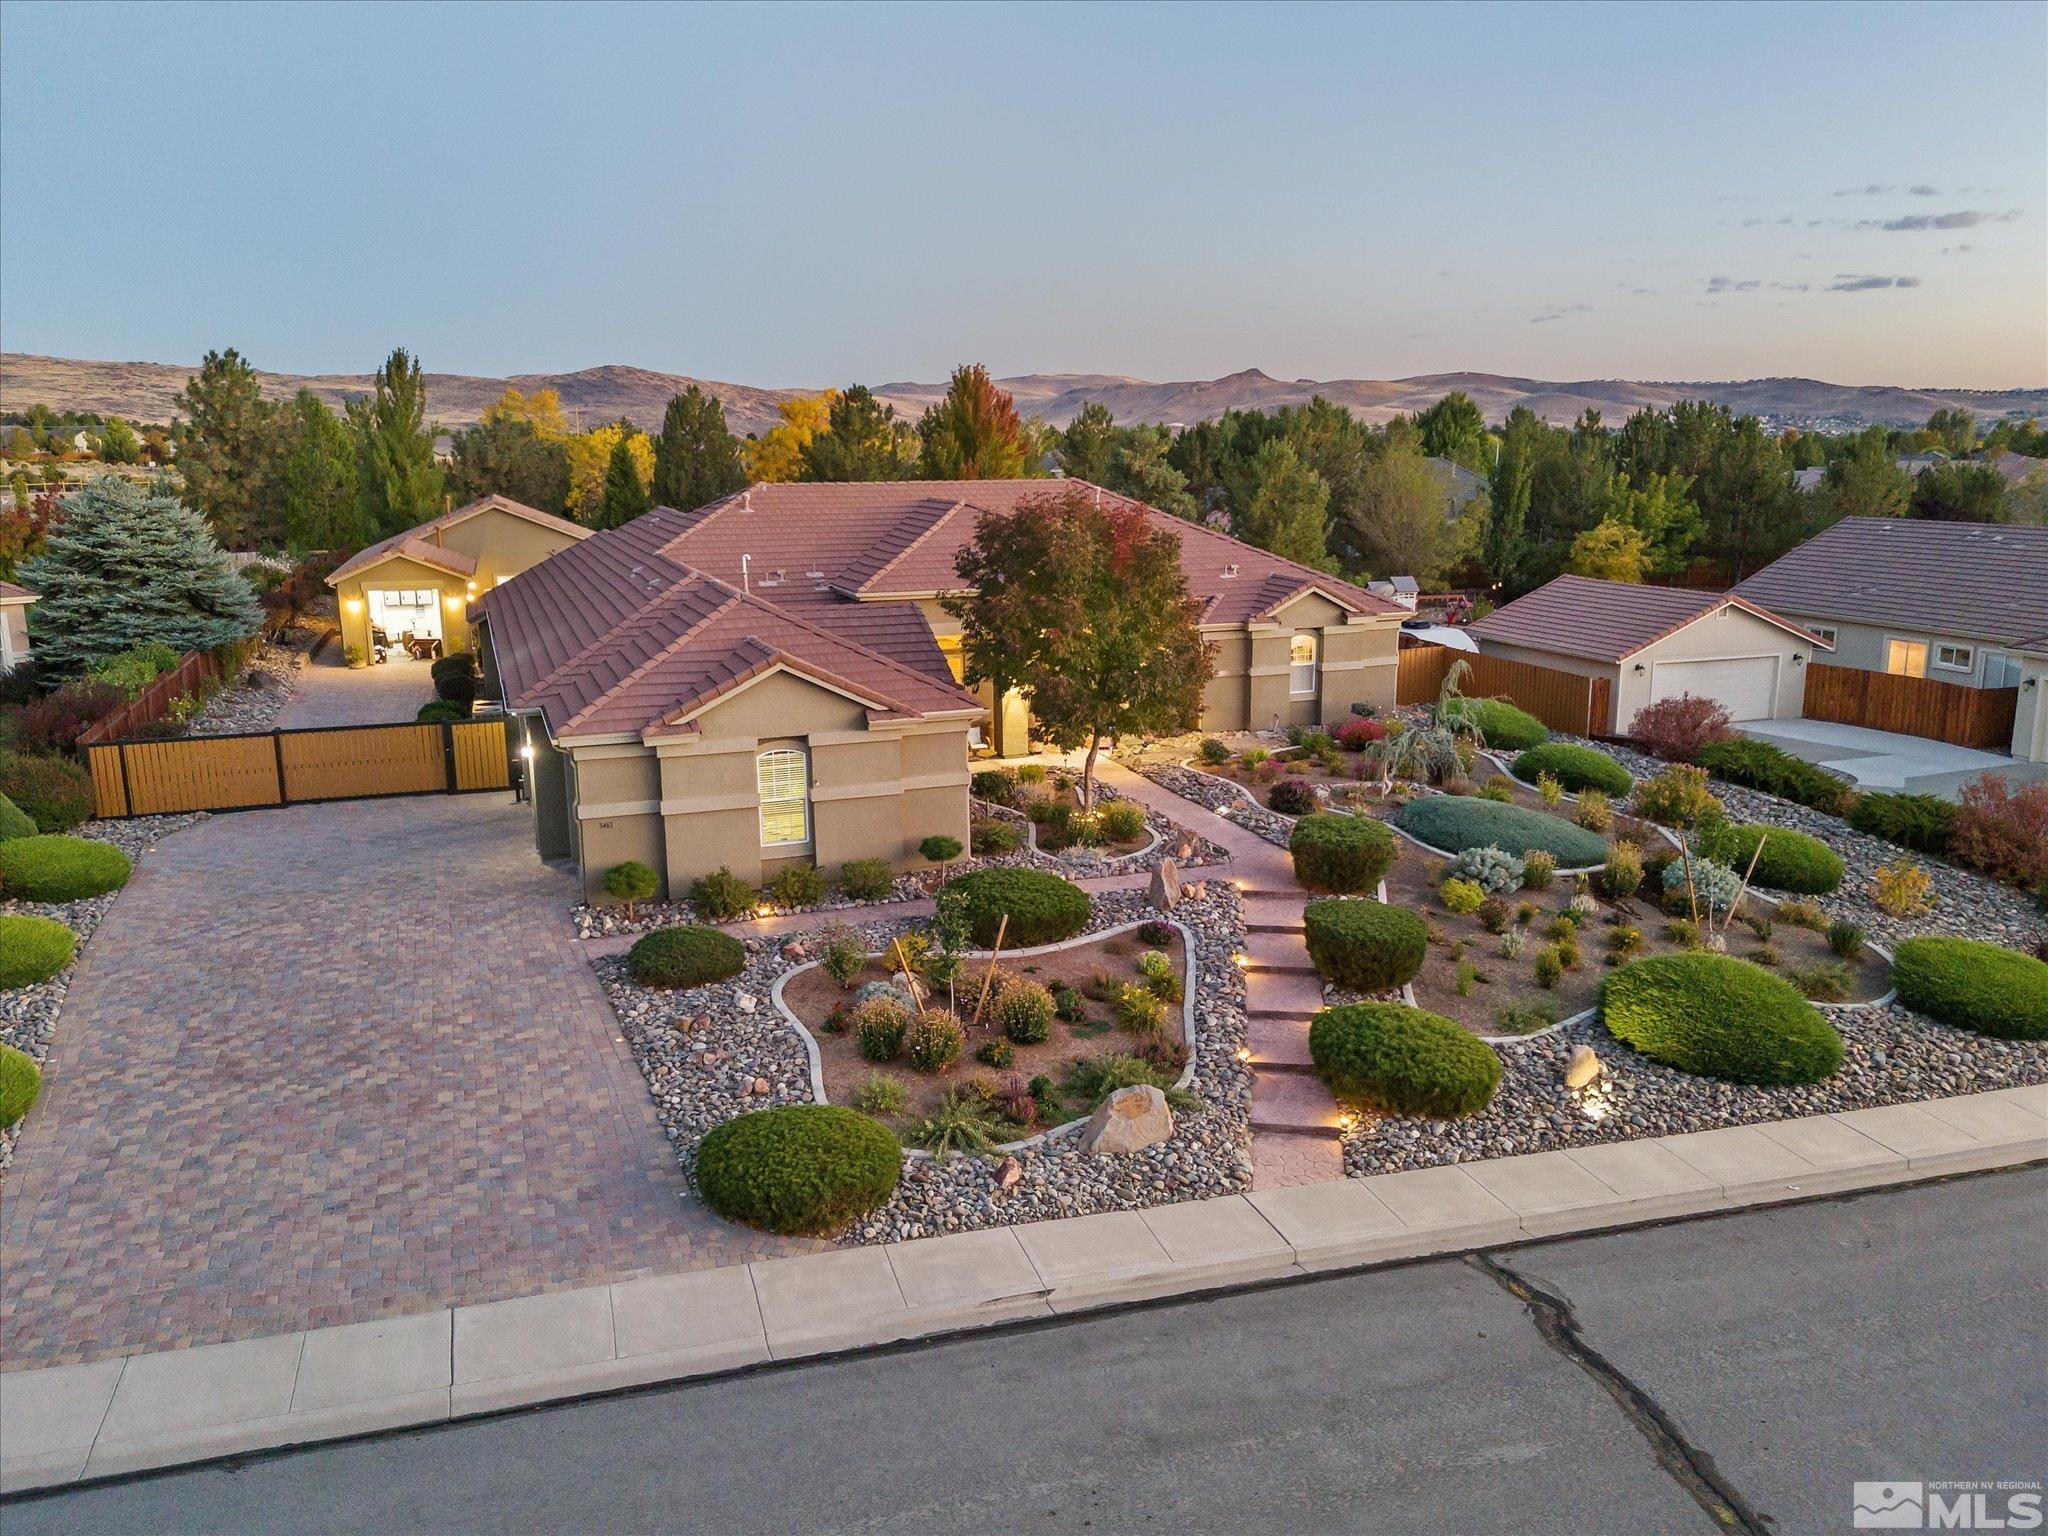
xmin=1734 ymin=517 xmax=2048 ymax=762
xmin=1465 ymin=573 xmax=1821 ymax=734
xmin=0 ymin=579 xmax=36 ymax=672
xmin=327 ymin=495 xmax=592 ymax=663
xmin=475 ymin=479 xmax=1408 ymax=896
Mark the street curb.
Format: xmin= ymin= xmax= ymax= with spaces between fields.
xmin=3 ymin=1084 xmax=2043 ymax=1495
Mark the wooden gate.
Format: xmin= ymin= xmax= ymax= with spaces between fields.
xmin=1397 ymin=645 xmax=1612 ymax=737
xmin=84 ymin=718 xmax=512 ymax=818
xmin=1801 ymin=663 xmax=2019 ymax=751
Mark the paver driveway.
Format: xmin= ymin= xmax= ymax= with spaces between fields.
xmin=0 ymin=794 xmax=809 ymax=1370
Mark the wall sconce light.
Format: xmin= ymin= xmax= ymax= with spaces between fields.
xmin=1631 ymin=662 xmax=1646 ymax=674
xmin=343 ymin=597 xmax=362 ymax=614
xmin=1793 ymin=652 xmax=1805 ymax=664
xmin=2026 ymin=678 xmax=2039 ymax=691
xmin=444 ymin=594 xmax=464 ymax=610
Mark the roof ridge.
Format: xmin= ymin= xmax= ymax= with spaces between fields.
xmin=513 ymin=556 xmax=702 ymax=701
xmin=549 ymin=580 xmax=745 ymax=735
xmin=701 ymin=572 xmax=980 ymax=706
xmin=848 ymin=498 xmax=975 ymax=594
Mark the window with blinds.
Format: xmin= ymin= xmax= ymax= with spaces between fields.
xmin=757 ymin=748 xmax=809 ymax=845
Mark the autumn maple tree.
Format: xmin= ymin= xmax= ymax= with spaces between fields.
xmin=945 ymin=487 xmax=1212 ymax=807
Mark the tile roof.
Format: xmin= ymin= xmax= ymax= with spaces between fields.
xmin=1467 ymin=573 xmax=1819 ymax=664
xmin=0 ymin=579 xmax=35 ymax=602
xmin=1734 ymin=517 xmax=2048 ymax=648
xmin=480 ymin=478 xmax=1403 ymax=743
xmin=327 ymin=495 xmax=589 ymax=584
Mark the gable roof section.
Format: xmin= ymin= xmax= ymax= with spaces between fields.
xmin=0 ymin=579 xmax=35 ymax=603
xmin=1734 ymin=518 xmax=2048 ymax=648
xmin=1468 ymin=574 xmax=1820 ymax=664
xmin=328 ymin=495 xmax=590 ymax=584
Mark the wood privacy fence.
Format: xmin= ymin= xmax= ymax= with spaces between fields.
xmin=75 ymin=647 xmax=239 ymax=748
xmin=84 ymin=718 xmax=512 ymax=818
xmin=1396 ymin=645 xmax=1612 ymax=737
xmin=1801 ymin=663 xmax=2019 ymax=751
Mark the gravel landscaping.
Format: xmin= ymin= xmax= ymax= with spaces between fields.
xmin=1125 ymin=757 xmax=1298 ymax=848
xmin=0 ymin=813 xmax=206 ymax=1177
xmin=187 ymin=639 xmax=303 ymax=736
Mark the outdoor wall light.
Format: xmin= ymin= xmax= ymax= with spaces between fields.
xmin=1632 ymin=662 xmax=1646 ymax=674
xmin=1793 ymin=652 xmax=1806 ymax=664
xmin=343 ymin=597 xmax=362 ymax=613
xmin=519 ymin=744 xmax=535 ymax=760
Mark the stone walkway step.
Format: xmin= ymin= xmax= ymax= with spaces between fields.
xmin=1245 ymin=919 xmax=1305 ymax=936
xmin=1250 ymin=1069 xmax=1345 ymax=1136
xmin=1241 ymin=930 xmax=1313 ymax=969
xmin=1248 ymin=1016 xmax=1315 ymax=1069
xmin=1249 ymin=1129 xmax=1347 ymax=1187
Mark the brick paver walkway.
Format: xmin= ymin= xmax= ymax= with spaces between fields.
xmin=274 ymin=648 xmax=437 ymax=730
xmin=0 ymin=794 xmax=809 ymax=1370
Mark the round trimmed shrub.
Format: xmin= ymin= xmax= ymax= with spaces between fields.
xmin=602 ymin=860 xmax=658 ymax=907
xmin=1389 ymin=796 xmax=1607 ymax=866
xmin=1289 ymin=813 xmax=1397 ymax=893
xmin=992 ymin=975 xmax=1055 ymax=1044
xmin=1511 ymin=742 xmax=1633 ymax=797
xmin=1892 ymin=936 xmax=2048 ymax=1041
xmin=942 ymin=868 xmax=1091 ymax=946
xmin=1600 ymin=952 xmax=1844 ymax=1085
xmin=1267 ymin=776 xmax=1318 ymax=816
xmin=627 ymin=924 xmax=745 ymax=989
xmin=0 ymin=1043 xmax=41 ymax=1129
xmin=1443 ymin=696 xmax=1548 ymax=752
xmin=1702 ymin=823 xmax=1845 ymax=895
xmin=694 ymin=1104 xmax=901 ymax=1235
xmin=0 ymin=835 xmax=132 ymax=902
xmin=416 ymin=698 xmax=469 ymax=724
xmin=0 ymin=792 xmax=36 ymax=841
xmin=1309 ymin=1002 xmax=1503 ymax=1117
xmin=0 ymin=914 xmax=77 ymax=988
xmin=1304 ymin=899 xmax=1428 ymax=991
xmin=0 ymin=750 xmax=93 ymax=832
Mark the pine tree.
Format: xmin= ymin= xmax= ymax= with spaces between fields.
xmin=277 ymin=390 xmax=367 ymax=551
xmin=19 ymin=477 xmax=263 ymax=671
xmin=173 ymin=348 xmax=282 ymax=547
xmin=651 ymin=386 xmax=748 ymax=507
xmin=596 ymin=434 xmax=653 ymax=528
xmin=350 ymin=348 xmax=443 ymax=538
xmin=1242 ymin=439 xmax=1335 ymax=571
xmin=800 ymin=385 xmax=917 ymax=481
xmin=916 ymin=365 xmax=1035 ymax=479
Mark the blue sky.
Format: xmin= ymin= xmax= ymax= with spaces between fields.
xmin=3 ymin=0 xmax=2042 ymax=389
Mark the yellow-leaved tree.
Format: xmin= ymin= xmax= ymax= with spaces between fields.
xmin=1565 ymin=518 xmax=1650 ymax=583
xmin=566 ymin=424 xmax=654 ymax=521
xmin=743 ymin=392 xmax=838 ymax=483
xmin=482 ymin=387 xmax=569 ymax=440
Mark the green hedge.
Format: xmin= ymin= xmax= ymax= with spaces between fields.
xmin=1303 ymin=898 xmax=1428 ymax=991
xmin=1289 ymin=813 xmax=1397 ymax=893
xmin=627 ymin=924 xmax=747 ymax=989
xmin=1701 ymin=823 xmax=1846 ymax=895
xmin=416 ymin=698 xmax=470 ymax=724
xmin=0 ymin=1043 xmax=40 ymax=1130
xmin=1695 ymin=739 xmax=1855 ymax=816
xmin=1600 ymin=952 xmax=1843 ymax=1085
xmin=1892 ymin=936 xmax=2048 ymax=1041
xmin=0 ymin=751 xmax=93 ymax=832
xmin=1390 ymin=796 xmax=1608 ymax=866
xmin=1511 ymin=742 xmax=1634 ymax=797
xmin=0 ymin=792 xmax=36 ymax=841
xmin=941 ymin=868 xmax=1091 ymax=946
xmin=0 ymin=914 xmax=77 ymax=988
xmin=1846 ymin=792 xmax=1955 ymax=857
xmin=1309 ymin=1002 xmax=1502 ymax=1118
xmin=0 ymin=835 xmax=132 ymax=902
xmin=694 ymin=1104 xmax=901 ymax=1234
xmin=1443 ymin=697 xmax=1548 ymax=751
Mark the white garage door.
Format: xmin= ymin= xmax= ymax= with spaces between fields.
xmin=1650 ymin=656 xmax=1779 ymax=721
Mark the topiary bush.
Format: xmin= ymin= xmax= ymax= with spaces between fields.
xmin=0 ymin=792 xmax=36 ymax=841
xmin=694 ymin=1104 xmax=901 ymax=1235
xmin=1511 ymin=742 xmax=1633 ymax=797
xmin=0 ymin=914 xmax=77 ymax=988
xmin=1695 ymin=739 xmax=1855 ymax=816
xmin=1302 ymin=898 xmax=1428 ymax=991
xmin=1847 ymin=791 xmax=1955 ymax=857
xmin=1600 ymin=952 xmax=1844 ymax=1084
xmin=601 ymin=860 xmax=658 ymax=915
xmin=919 ymin=834 xmax=964 ymax=864
xmin=1892 ymin=936 xmax=2048 ymax=1041
xmin=627 ymin=924 xmax=746 ymax=989
xmin=838 ymin=858 xmax=893 ymax=902
xmin=941 ymin=868 xmax=1091 ymax=946
xmin=1309 ymin=1002 xmax=1502 ymax=1117
xmin=430 ymin=652 xmax=477 ymax=688
xmin=0 ymin=835 xmax=132 ymax=901
xmin=1699 ymin=823 xmax=1845 ymax=895
xmin=0 ymin=750 xmax=93 ymax=832
xmin=0 ymin=1042 xmax=41 ymax=1129
xmin=1289 ymin=813 xmax=1397 ymax=893
xmin=1442 ymin=696 xmax=1548 ymax=751
xmin=1390 ymin=796 xmax=1608 ymax=866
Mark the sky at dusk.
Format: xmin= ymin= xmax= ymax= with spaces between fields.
xmin=3 ymin=0 xmax=2043 ymax=390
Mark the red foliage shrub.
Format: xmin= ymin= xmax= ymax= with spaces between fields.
xmin=1947 ymin=776 xmax=2048 ymax=888
xmin=1336 ymin=715 xmax=1388 ymax=750
xmin=1628 ymin=694 xmax=1736 ymax=762
xmin=9 ymin=681 xmax=125 ymax=754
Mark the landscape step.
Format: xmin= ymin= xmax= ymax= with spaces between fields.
xmin=1248 ymin=1115 xmax=1343 ymax=1140
xmin=1244 ymin=920 xmax=1306 ymax=935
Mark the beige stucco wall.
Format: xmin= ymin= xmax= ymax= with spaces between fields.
xmin=335 ymin=509 xmax=584 ymax=660
xmin=0 ymin=602 xmax=30 ymax=670
xmin=561 ymin=667 xmax=974 ymax=898
xmin=2014 ymin=652 xmax=2047 ymax=762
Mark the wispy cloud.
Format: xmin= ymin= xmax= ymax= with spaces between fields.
xmin=1828 ymin=274 xmax=1923 ymax=292
xmin=1908 ymin=183 xmax=1939 ymax=196
xmin=1705 ymin=277 xmax=1809 ymax=295
xmin=1854 ymin=209 xmax=2019 ymax=231
xmin=1529 ymin=304 xmax=1592 ymax=324
xmin=1942 ymin=244 xmax=1976 ymax=255
xmin=1834 ymin=183 xmax=1895 ymax=196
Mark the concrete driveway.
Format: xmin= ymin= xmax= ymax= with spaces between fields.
xmin=274 ymin=648 xmax=437 ymax=730
xmin=1739 ymin=718 xmax=2048 ymax=800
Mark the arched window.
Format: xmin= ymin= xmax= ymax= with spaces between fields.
xmin=1289 ymin=632 xmax=1319 ymax=696
xmin=757 ymin=748 xmax=810 ymax=846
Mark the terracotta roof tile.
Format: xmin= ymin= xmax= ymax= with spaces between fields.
xmin=328 ymin=495 xmax=589 ymax=584
xmin=0 ymin=580 xmax=35 ymax=602
xmin=1467 ymin=574 xmax=1818 ymax=663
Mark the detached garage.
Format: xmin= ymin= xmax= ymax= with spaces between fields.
xmin=1466 ymin=574 xmax=1821 ymax=734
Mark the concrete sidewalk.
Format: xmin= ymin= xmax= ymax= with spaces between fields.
xmin=6 ymin=1084 xmax=2041 ymax=1494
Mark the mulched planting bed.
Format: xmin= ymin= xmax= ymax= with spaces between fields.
xmin=782 ymin=929 xmax=1188 ymax=1129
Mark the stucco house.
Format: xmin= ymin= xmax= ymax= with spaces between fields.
xmin=1465 ymin=574 xmax=1821 ymax=733
xmin=0 ymin=579 xmax=36 ymax=672
xmin=327 ymin=495 xmax=591 ymax=663
xmin=1734 ymin=517 xmax=2048 ymax=761
xmin=475 ymin=479 xmax=1407 ymax=896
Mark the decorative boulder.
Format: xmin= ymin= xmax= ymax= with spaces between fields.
xmin=1563 ymin=1045 xmax=1601 ymax=1089
xmin=994 ymin=1154 xmax=1024 ymax=1190
xmin=1080 ymin=1084 xmax=1174 ymax=1154
xmin=1148 ymin=858 xmax=1182 ymax=912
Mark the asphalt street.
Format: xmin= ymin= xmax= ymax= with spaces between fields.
xmin=10 ymin=1166 xmax=2043 ymax=1536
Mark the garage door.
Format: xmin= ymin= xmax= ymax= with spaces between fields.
xmin=1650 ymin=656 xmax=1779 ymax=721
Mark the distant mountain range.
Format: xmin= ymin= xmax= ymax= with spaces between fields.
xmin=4 ymin=353 xmax=2043 ymax=437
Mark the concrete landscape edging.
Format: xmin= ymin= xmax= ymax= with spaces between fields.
xmin=4 ymin=1083 xmax=2042 ymax=1496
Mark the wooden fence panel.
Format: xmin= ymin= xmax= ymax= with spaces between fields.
xmin=118 ymin=735 xmax=283 ymax=816
xmin=279 ymin=724 xmax=445 ymax=803
xmin=1802 ymin=663 xmax=2018 ymax=751
xmin=450 ymin=719 xmax=511 ymax=791
xmin=1396 ymin=644 xmax=1605 ymax=736
xmin=77 ymin=650 xmax=229 ymax=748
xmin=85 ymin=744 xmax=131 ymax=819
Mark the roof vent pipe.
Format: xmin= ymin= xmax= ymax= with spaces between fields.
xmin=741 ymin=553 xmax=751 ymax=594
